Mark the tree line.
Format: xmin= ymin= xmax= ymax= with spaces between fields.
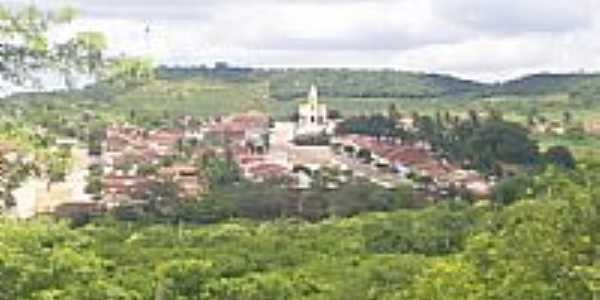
xmin=1 ymin=161 xmax=600 ymax=299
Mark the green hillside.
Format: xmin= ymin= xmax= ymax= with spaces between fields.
xmin=491 ymin=73 xmax=600 ymax=96
xmin=5 ymin=68 xmax=600 ymax=128
xmin=264 ymin=69 xmax=485 ymax=100
xmin=157 ymin=67 xmax=600 ymax=100
xmin=158 ymin=67 xmax=486 ymax=100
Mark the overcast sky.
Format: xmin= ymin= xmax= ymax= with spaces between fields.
xmin=5 ymin=0 xmax=600 ymax=82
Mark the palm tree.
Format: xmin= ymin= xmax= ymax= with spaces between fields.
xmin=468 ymin=109 xmax=480 ymax=127
xmin=563 ymin=111 xmax=573 ymax=126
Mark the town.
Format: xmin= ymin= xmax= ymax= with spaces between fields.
xmin=3 ymin=1 xmax=600 ymax=299
xmin=0 ymin=84 xmax=500 ymax=219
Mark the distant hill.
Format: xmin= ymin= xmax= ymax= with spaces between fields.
xmin=6 ymin=67 xmax=600 ymax=121
xmin=158 ymin=67 xmax=600 ymax=100
xmin=265 ymin=69 xmax=486 ymax=100
xmin=158 ymin=67 xmax=486 ymax=100
xmin=491 ymin=73 xmax=600 ymax=96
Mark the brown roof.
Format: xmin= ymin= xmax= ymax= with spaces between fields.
xmin=210 ymin=112 xmax=269 ymax=135
xmin=248 ymin=163 xmax=289 ymax=179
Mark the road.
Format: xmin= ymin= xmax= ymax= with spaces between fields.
xmin=9 ymin=177 xmax=46 ymax=219
xmin=269 ymin=122 xmax=407 ymax=188
xmin=334 ymin=154 xmax=408 ymax=188
xmin=9 ymin=146 xmax=92 ymax=219
xmin=36 ymin=147 xmax=93 ymax=213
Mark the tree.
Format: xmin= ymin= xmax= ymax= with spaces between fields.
xmin=545 ymin=145 xmax=576 ymax=169
xmin=47 ymin=147 xmax=71 ymax=185
xmin=84 ymin=175 xmax=103 ymax=200
xmin=466 ymin=121 xmax=540 ymax=171
xmin=155 ymin=259 xmax=215 ymax=299
xmin=109 ymin=57 xmax=155 ymax=87
xmin=563 ymin=110 xmax=573 ymax=126
xmin=140 ymin=179 xmax=184 ymax=216
xmin=414 ymin=115 xmax=437 ymax=142
xmin=444 ymin=110 xmax=452 ymax=125
xmin=491 ymin=174 xmax=533 ymax=205
xmin=387 ymin=103 xmax=401 ymax=119
xmin=467 ymin=109 xmax=480 ymax=127
xmin=0 ymin=5 xmax=106 ymax=88
xmin=409 ymin=259 xmax=484 ymax=300
xmin=335 ymin=115 xmax=398 ymax=140
xmin=487 ymin=108 xmax=503 ymax=121
xmin=200 ymin=155 xmax=241 ymax=188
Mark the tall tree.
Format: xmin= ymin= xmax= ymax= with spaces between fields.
xmin=0 ymin=5 xmax=106 ymax=89
xmin=563 ymin=110 xmax=573 ymax=126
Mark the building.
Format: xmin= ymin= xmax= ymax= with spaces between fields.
xmin=296 ymin=85 xmax=328 ymax=135
xmin=159 ymin=164 xmax=207 ymax=198
xmin=205 ymin=111 xmax=270 ymax=144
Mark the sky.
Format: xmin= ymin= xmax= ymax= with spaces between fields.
xmin=3 ymin=0 xmax=600 ymax=82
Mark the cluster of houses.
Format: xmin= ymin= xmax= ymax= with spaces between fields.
xmin=3 ymin=85 xmax=500 ymax=220
xmin=202 ymin=111 xmax=294 ymax=182
xmin=98 ymin=110 xmax=293 ymax=206
xmin=331 ymin=134 xmax=491 ymax=197
xmin=531 ymin=121 xmax=566 ymax=135
xmin=100 ymin=124 xmax=206 ymax=206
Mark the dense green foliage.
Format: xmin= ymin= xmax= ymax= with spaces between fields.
xmin=4 ymin=67 xmax=600 ymax=136
xmin=174 ymin=181 xmax=411 ymax=223
xmin=5 ymin=8 xmax=600 ymax=299
xmin=336 ymin=115 xmax=403 ymax=139
xmin=0 ymin=4 xmax=106 ymax=87
xmin=2 ymin=163 xmax=600 ymax=299
xmin=334 ymin=110 xmax=575 ymax=177
xmin=157 ymin=67 xmax=600 ymax=102
xmin=1 ymin=64 xmax=599 ymax=298
xmin=463 ymin=120 xmax=540 ymax=170
xmin=265 ymin=69 xmax=485 ymax=100
xmin=0 ymin=121 xmax=73 ymax=208
xmin=493 ymin=73 xmax=600 ymax=96
xmin=199 ymin=154 xmax=241 ymax=189
xmin=544 ymin=145 xmax=577 ymax=169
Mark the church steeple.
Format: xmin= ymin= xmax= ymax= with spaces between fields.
xmin=308 ymin=84 xmax=319 ymax=106
xmin=296 ymin=84 xmax=328 ymax=135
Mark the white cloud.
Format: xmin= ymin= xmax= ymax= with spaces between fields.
xmin=434 ymin=0 xmax=594 ymax=35
xmin=5 ymin=0 xmax=600 ymax=81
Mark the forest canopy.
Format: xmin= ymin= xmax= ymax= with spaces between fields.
xmin=1 ymin=162 xmax=600 ymax=299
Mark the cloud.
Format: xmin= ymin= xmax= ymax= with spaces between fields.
xmin=5 ymin=0 xmax=600 ymax=81
xmin=3 ymin=0 xmax=216 ymax=20
xmin=433 ymin=0 xmax=594 ymax=35
xmin=243 ymin=2 xmax=468 ymax=51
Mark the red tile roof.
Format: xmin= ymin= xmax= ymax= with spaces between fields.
xmin=248 ymin=163 xmax=289 ymax=179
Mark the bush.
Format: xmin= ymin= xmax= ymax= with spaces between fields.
xmin=544 ymin=145 xmax=576 ymax=169
xmin=491 ymin=174 xmax=533 ymax=205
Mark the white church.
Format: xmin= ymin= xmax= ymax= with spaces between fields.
xmin=295 ymin=85 xmax=331 ymax=136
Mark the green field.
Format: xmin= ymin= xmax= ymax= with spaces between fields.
xmin=537 ymin=134 xmax=600 ymax=159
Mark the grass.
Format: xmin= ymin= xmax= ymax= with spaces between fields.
xmin=536 ymin=134 xmax=600 ymax=159
xmin=104 ymin=76 xmax=477 ymax=120
xmin=109 ymin=78 xmax=272 ymax=118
